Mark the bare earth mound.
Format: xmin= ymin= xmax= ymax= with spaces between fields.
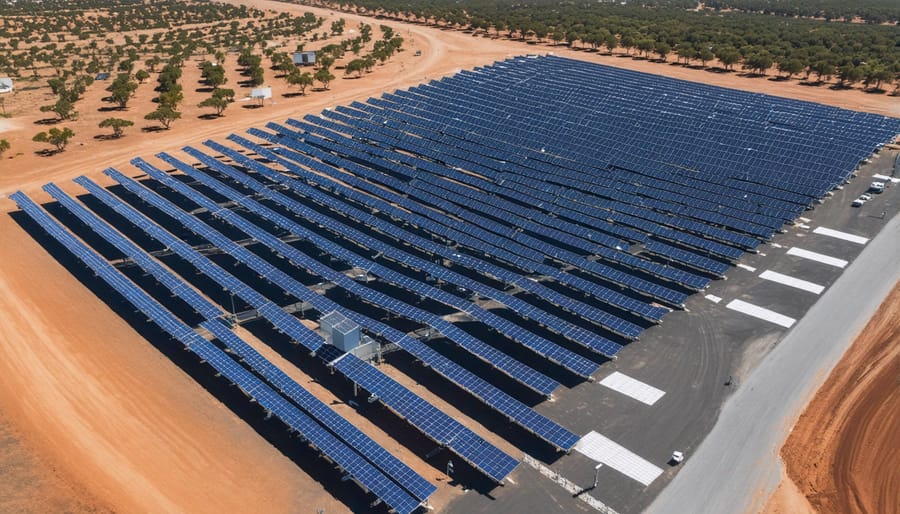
xmin=772 ymin=281 xmax=900 ymax=514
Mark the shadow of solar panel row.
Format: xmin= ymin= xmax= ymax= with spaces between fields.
xmin=255 ymin=127 xmax=668 ymax=323
xmin=8 ymin=192 xmax=424 ymax=514
xmin=134 ymin=154 xmax=578 ymax=453
xmin=79 ymin=171 xmax=325 ymax=355
xmin=187 ymin=141 xmax=602 ymax=377
xmin=225 ymin=134 xmax=633 ymax=351
xmin=144 ymin=152 xmax=559 ymax=397
xmin=98 ymin=164 xmax=526 ymax=479
xmin=41 ymin=183 xmax=225 ymax=322
xmin=200 ymin=320 xmax=436 ymax=503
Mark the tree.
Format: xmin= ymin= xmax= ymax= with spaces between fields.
xmin=777 ymin=58 xmax=805 ymax=79
xmin=40 ymin=97 xmax=78 ymax=121
xmin=715 ymin=47 xmax=742 ymax=71
xmin=698 ymin=49 xmax=715 ymax=67
xmin=287 ymin=69 xmax=314 ymax=94
xmin=314 ymin=68 xmax=334 ymax=90
xmin=214 ymin=88 xmax=235 ymax=102
xmin=199 ymin=95 xmax=229 ymax=116
xmin=107 ymin=74 xmax=138 ymax=108
xmin=250 ymin=66 xmax=265 ymax=86
xmin=0 ymin=139 xmax=9 ymax=158
xmin=655 ymin=42 xmax=671 ymax=62
xmin=145 ymin=105 xmax=181 ymax=129
xmin=33 ymin=127 xmax=74 ymax=152
xmin=345 ymin=59 xmax=365 ymax=78
xmin=135 ymin=69 xmax=150 ymax=83
xmin=99 ymin=117 xmax=134 ymax=138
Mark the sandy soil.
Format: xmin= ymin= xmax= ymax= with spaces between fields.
xmin=762 ymin=281 xmax=900 ymax=514
xmin=1 ymin=2 xmax=899 ymax=513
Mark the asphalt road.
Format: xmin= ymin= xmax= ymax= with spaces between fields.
xmin=646 ymin=210 xmax=900 ymax=514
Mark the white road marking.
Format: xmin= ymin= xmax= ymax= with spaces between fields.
xmin=522 ymin=454 xmax=620 ymax=514
xmin=575 ymin=431 xmax=664 ymax=486
xmin=726 ymin=299 xmax=796 ymax=328
xmin=598 ymin=372 xmax=666 ymax=406
xmin=873 ymin=174 xmax=900 ymax=183
xmin=813 ymin=227 xmax=869 ymax=245
xmin=786 ymin=247 xmax=848 ymax=268
xmin=705 ymin=294 xmax=722 ymax=304
xmin=770 ymin=243 xmax=783 ymax=248
xmin=798 ymin=224 xmax=811 ymax=229
xmin=759 ymin=270 xmax=825 ymax=295
xmin=798 ymin=217 xmax=811 ymax=223
xmin=736 ymin=264 xmax=757 ymax=272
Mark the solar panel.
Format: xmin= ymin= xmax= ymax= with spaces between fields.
xmin=200 ymin=321 xmax=436 ymax=502
xmin=140 ymin=152 xmax=560 ymax=397
xmin=87 ymin=171 xmax=324 ymax=354
xmin=42 ymin=183 xmax=224 ymax=321
xmin=330 ymin=352 xmax=519 ymax=483
xmin=9 ymin=191 xmax=421 ymax=514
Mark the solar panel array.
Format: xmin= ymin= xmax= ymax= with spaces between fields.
xmin=8 ymin=192 xmax=427 ymax=514
xmin=11 ymin=55 xmax=900 ymax=514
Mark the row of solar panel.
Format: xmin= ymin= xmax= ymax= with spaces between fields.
xmin=268 ymin=119 xmax=737 ymax=277
xmin=127 ymin=155 xmax=581 ymax=452
xmin=190 ymin=141 xmax=608 ymax=374
xmin=252 ymin=126 xmax=668 ymax=323
xmin=9 ymin=191 xmax=429 ymax=514
xmin=442 ymin=56 xmax=884 ymax=191
xmin=93 ymin=167 xmax=529 ymax=478
xmin=296 ymin=114 xmax=715 ymax=291
xmin=331 ymin=100 xmax=769 ymax=253
xmin=227 ymin=133 xmax=633 ymax=352
xmin=446 ymin=58 xmax=888 ymax=197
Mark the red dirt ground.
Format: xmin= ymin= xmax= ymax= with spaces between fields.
xmin=763 ymin=281 xmax=900 ymax=514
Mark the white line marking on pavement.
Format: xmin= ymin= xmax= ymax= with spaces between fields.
xmin=813 ymin=226 xmax=869 ymax=245
xmin=873 ymin=174 xmax=900 ymax=183
xmin=770 ymin=243 xmax=782 ymax=248
xmin=759 ymin=270 xmax=825 ymax=295
xmin=737 ymin=264 xmax=757 ymax=272
xmin=786 ymin=247 xmax=848 ymax=268
xmin=798 ymin=224 xmax=811 ymax=229
xmin=726 ymin=299 xmax=796 ymax=328
xmin=575 ymin=431 xmax=664 ymax=486
xmin=705 ymin=294 xmax=722 ymax=304
xmin=798 ymin=217 xmax=811 ymax=223
xmin=522 ymin=454 xmax=620 ymax=513
xmin=598 ymin=372 xmax=666 ymax=406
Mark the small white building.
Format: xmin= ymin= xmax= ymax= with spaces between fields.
xmin=0 ymin=77 xmax=13 ymax=93
xmin=292 ymin=51 xmax=317 ymax=66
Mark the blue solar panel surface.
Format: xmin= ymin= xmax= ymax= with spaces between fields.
xmin=8 ymin=191 xmax=422 ymax=514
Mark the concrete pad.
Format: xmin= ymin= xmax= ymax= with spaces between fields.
xmin=575 ymin=431 xmax=664 ymax=486
xmin=758 ymin=270 xmax=825 ymax=295
xmin=812 ymin=227 xmax=869 ymax=245
xmin=599 ymin=372 xmax=666 ymax=406
xmin=725 ymin=299 xmax=796 ymax=328
xmin=786 ymin=247 xmax=848 ymax=268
